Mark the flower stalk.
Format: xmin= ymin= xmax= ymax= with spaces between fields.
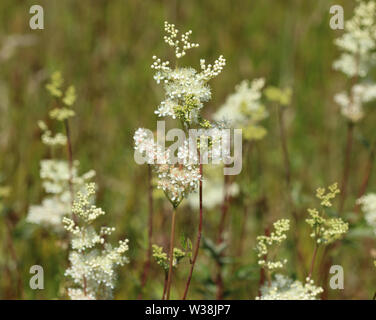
xmin=182 ymin=162 xmax=203 ymax=300
xmin=166 ymin=207 xmax=177 ymax=300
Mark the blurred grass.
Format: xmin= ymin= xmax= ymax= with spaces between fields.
xmin=1 ymin=0 xmax=375 ymax=299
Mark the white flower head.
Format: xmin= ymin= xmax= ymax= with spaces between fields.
xmin=358 ymin=193 xmax=376 ymax=234
xmin=256 ymin=274 xmax=323 ymax=300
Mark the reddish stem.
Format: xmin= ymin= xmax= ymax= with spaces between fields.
xmin=308 ymin=244 xmax=319 ymax=279
xmin=166 ymin=207 xmax=177 ymax=300
xmin=182 ymin=163 xmax=203 ymax=300
xmin=215 ymin=174 xmax=230 ymax=300
xmin=339 ymin=122 xmax=354 ymax=214
xmin=354 ymin=143 xmax=375 ymax=213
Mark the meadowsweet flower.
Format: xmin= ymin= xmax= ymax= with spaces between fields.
xmin=156 ymin=158 xmax=201 ymax=208
xmin=49 ymin=107 xmax=75 ymax=121
xmin=27 ymin=73 xmax=95 ymax=231
xmin=46 ymin=71 xmax=64 ymax=98
xmin=334 ymin=83 xmax=376 ymax=123
xmin=333 ymin=0 xmax=376 ymax=122
xmin=134 ymin=128 xmax=165 ymax=164
xmin=256 ymin=219 xmax=290 ymax=271
xmin=63 ymin=86 xmax=77 ymax=106
xmin=46 ymin=72 xmax=77 ymax=121
xmin=151 ymin=22 xmax=225 ymax=125
xmin=163 ymin=22 xmax=199 ymax=59
xmin=214 ymin=79 xmax=268 ymax=141
xmin=27 ymin=160 xmax=95 ymax=230
xmin=133 ymin=131 xmax=201 ymax=208
xmin=152 ymin=244 xmax=186 ymax=271
xmin=256 ymin=274 xmax=323 ymax=300
xmin=333 ymin=0 xmax=376 ymax=78
xmin=135 ymin=23 xmax=225 ymax=299
xmin=38 ymin=121 xmax=67 ymax=146
xmin=316 ymin=182 xmax=340 ymax=207
xmin=64 ymin=183 xmax=129 ymax=300
xmin=358 ymin=193 xmax=376 ymax=234
xmin=306 ymin=183 xmax=348 ymax=245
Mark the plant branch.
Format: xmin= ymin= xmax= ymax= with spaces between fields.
xmin=308 ymin=244 xmax=319 ymax=279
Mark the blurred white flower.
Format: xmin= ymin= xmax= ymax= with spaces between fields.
xmin=187 ymin=173 xmax=239 ymax=210
xmin=27 ymin=159 xmax=95 ymax=231
xmin=333 ymin=0 xmax=376 ymax=78
xmin=334 ymin=83 xmax=376 ymax=122
xmin=0 ymin=34 xmax=36 ymax=61
xmin=358 ymin=193 xmax=376 ymax=234
xmin=333 ymin=0 xmax=376 ymax=122
xmin=256 ymin=274 xmax=323 ymax=300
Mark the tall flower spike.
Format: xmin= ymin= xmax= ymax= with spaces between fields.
xmin=333 ymin=0 xmax=376 ymax=78
xmin=27 ymin=72 xmax=95 ymax=231
xmin=333 ymin=0 xmax=376 ymax=123
xmin=64 ymin=183 xmax=129 ymax=300
xmin=152 ymin=21 xmax=225 ymax=125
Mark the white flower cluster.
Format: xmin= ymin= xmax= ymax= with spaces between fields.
xmin=151 ymin=65 xmax=225 ymax=122
xmin=163 ymin=21 xmax=199 ymax=59
xmin=333 ymin=0 xmax=376 ymax=77
xmin=333 ymin=0 xmax=376 ymax=122
xmin=151 ymin=22 xmax=225 ymax=124
xmin=334 ymin=83 xmax=376 ymax=122
xmin=64 ymin=183 xmax=129 ymax=300
xmin=27 ymin=160 xmax=95 ymax=231
xmin=134 ymin=129 xmax=201 ymax=208
xmin=38 ymin=120 xmax=67 ymax=147
xmin=135 ymin=22 xmax=226 ymax=208
xmin=214 ymin=79 xmax=268 ymax=141
xmin=358 ymin=193 xmax=376 ymax=234
xmin=256 ymin=274 xmax=323 ymax=300
xmin=256 ymin=219 xmax=290 ymax=271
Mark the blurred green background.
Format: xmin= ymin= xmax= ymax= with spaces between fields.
xmin=1 ymin=0 xmax=375 ymax=299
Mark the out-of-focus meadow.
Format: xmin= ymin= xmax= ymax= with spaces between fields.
xmin=1 ymin=0 xmax=375 ymax=299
